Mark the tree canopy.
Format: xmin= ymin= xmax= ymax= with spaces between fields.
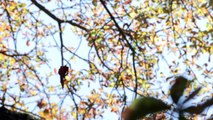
xmin=0 ymin=0 xmax=212 ymax=119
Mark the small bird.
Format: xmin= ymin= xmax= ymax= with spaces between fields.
xmin=58 ymin=66 xmax=69 ymax=88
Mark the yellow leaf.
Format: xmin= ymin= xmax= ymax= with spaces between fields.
xmin=48 ymin=86 xmax=55 ymax=92
xmin=0 ymin=54 xmax=4 ymax=61
xmin=71 ymin=111 xmax=77 ymax=119
xmin=129 ymin=12 xmax=137 ymax=18
xmin=9 ymin=57 xmax=16 ymax=65
xmin=65 ymin=75 xmax=71 ymax=81
xmin=29 ymin=90 xmax=37 ymax=96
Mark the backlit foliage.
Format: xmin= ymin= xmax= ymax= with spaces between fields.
xmin=0 ymin=0 xmax=212 ymax=119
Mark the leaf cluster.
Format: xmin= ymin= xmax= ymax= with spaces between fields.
xmin=123 ymin=76 xmax=213 ymax=120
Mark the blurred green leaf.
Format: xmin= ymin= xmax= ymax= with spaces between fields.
xmin=92 ymin=0 xmax=97 ymax=6
xmin=129 ymin=97 xmax=170 ymax=119
xmin=210 ymin=0 xmax=213 ymax=7
xmin=182 ymin=97 xmax=213 ymax=114
xmin=170 ymin=76 xmax=188 ymax=104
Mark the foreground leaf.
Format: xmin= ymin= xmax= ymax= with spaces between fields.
xmin=170 ymin=76 xmax=188 ymax=104
xmin=123 ymin=97 xmax=170 ymax=120
xmin=182 ymin=97 xmax=213 ymax=114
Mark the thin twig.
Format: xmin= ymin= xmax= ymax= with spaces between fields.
xmin=99 ymin=0 xmax=138 ymax=98
xmin=31 ymin=0 xmax=88 ymax=32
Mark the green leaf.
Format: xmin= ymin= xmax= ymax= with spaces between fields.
xmin=182 ymin=97 xmax=213 ymax=114
xmin=183 ymin=87 xmax=201 ymax=104
xmin=170 ymin=76 xmax=188 ymax=104
xmin=210 ymin=0 xmax=213 ymax=7
xmin=129 ymin=97 xmax=170 ymax=119
xmin=92 ymin=0 xmax=97 ymax=6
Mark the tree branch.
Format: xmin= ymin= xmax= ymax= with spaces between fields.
xmin=31 ymin=0 xmax=88 ymax=32
xmin=99 ymin=0 xmax=138 ymax=98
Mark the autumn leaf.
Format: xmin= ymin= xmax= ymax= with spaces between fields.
xmin=58 ymin=66 xmax=69 ymax=88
